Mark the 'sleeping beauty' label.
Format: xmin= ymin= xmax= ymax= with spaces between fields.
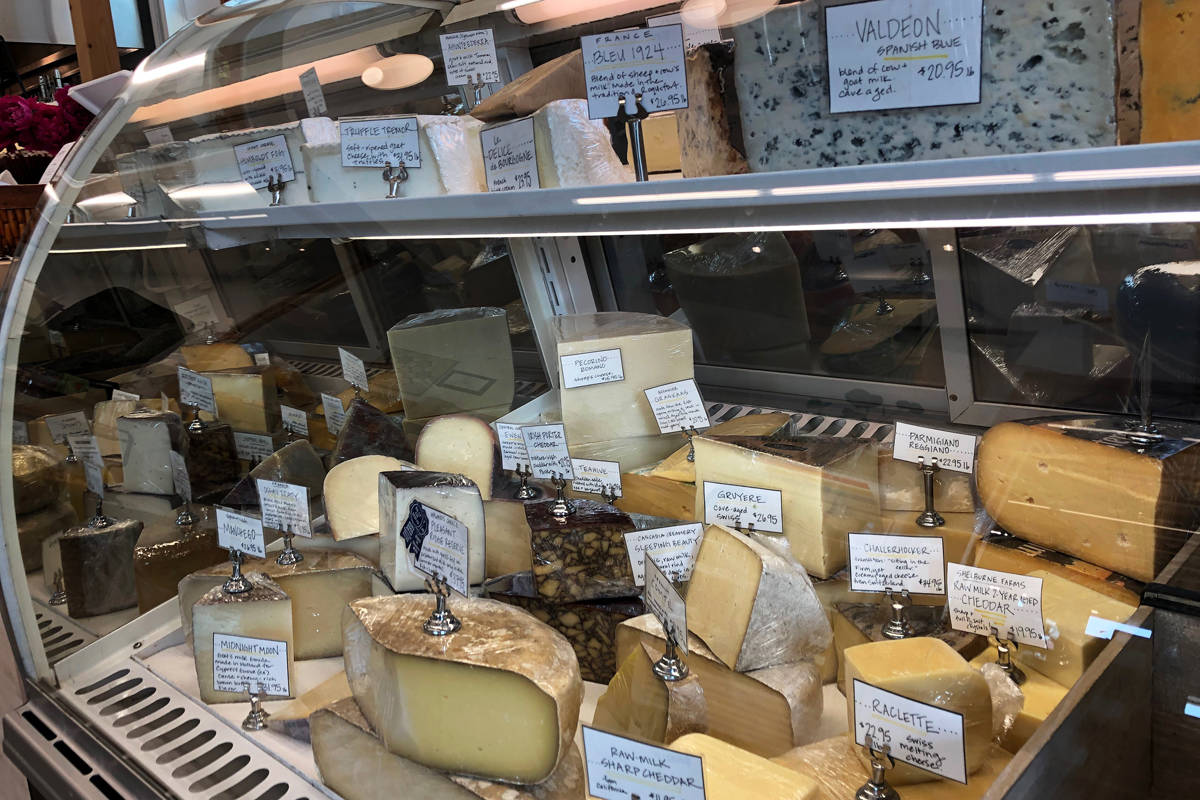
xmin=852 ymin=679 xmax=968 ymax=783
xmin=702 ymin=481 xmax=784 ymax=533
xmin=561 ymin=348 xmax=624 ymax=389
xmin=624 ymin=523 xmax=704 ymax=586
xmin=213 ymin=633 xmax=290 ymax=697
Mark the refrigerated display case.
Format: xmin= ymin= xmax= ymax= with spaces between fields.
xmin=1 ymin=1 xmax=1199 ymax=798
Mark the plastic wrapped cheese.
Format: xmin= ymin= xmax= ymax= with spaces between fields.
xmin=223 ymin=440 xmax=327 ymax=506
xmin=133 ymin=505 xmax=224 ymax=613
xmin=330 ymin=397 xmax=414 ymax=464
xmin=117 ymin=408 xmax=187 ymax=495
xmin=13 ymin=445 xmax=67 ymax=514
xmin=532 ymin=100 xmax=633 ymax=188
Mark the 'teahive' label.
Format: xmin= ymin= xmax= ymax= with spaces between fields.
xmin=570 ymin=458 xmax=622 ymax=497
xmin=702 ymin=481 xmax=784 ymax=533
xmin=852 ymin=679 xmax=968 ymax=783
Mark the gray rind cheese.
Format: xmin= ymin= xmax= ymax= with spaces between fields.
xmin=733 ymin=0 xmax=1117 ymax=171
xmin=61 ymin=517 xmax=144 ymax=617
xmin=13 ymin=445 xmax=66 ymax=514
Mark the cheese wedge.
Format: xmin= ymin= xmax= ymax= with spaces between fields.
xmin=223 ymin=440 xmax=327 ymax=506
xmin=593 ymin=641 xmax=708 ymax=744
xmin=533 ymin=100 xmax=633 ymax=187
xmin=670 ymin=733 xmax=822 ymax=800
xmin=331 ymin=371 xmax=402 ymax=413
xmin=378 ymin=471 xmax=486 ymax=591
xmin=525 ymin=499 xmax=636 ymax=602
xmin=117 ymin=409 xmax=186 ymax=495
xmin=972 ymin=533 xmax=1142 ymax=606
xmin=133 ymin=506 xmax=224 ymax=613
xmin=342 ymin=595 xmax=581 ymax=784
xmin=267 ymin=671 xmax=351 ymax=741
xmin=878 ymin=445 xmax=975 ymax=512
xmin=484 ymin=499 xmax=533 ymax=577
xmin=180 ymin=343 xmax=253 ymax=372
xmin=970 ymin=649 xmax=1067 ymax=752
xmin=330 ymin=397 xmax=414 ymax=464
xmin=1141 ymin=1 xmax=1200 ymax=143
xmin=202 ymin=368 xmax=278 ymax=434
xmin=324 ymin=455 xmax=415 ymax=540
xmin=13 ymin=445 xmax=66 ymax=514
xmin=415 ymin=415 xmax=501 ymax=501
xmin=693 ymin=434 xmax=879 ymax=578
xmin=648 ymin=412 xmax=792 ymax=483
xmin=830 ymin=603 xmax=986 ymax=686
xmin=61 ymin=517 xmax=143 ymax=617
xmin=613 ymin=470 xmax=695 ymax=519
xmin=686 ymin=524 xmax=831 ymax=671
xmin=871 ymin=509 xmax=981 ymax=564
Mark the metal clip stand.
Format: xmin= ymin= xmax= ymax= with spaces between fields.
xmin=600 ymin=485 xmax=619 ymax=505
xmin=652 ymin=621 xmax=689 ymax=682
xmin=223 ymin=550 xmax=253 ymax=595
xmin=855 ymin=737 xmax=901 ymax=800
xmin=204 ymin=322 xmax=217 ymax=345
xmin=615 ymin=93 xmax=651 ymax=182
xmin=989 ymin=627 xmax=1026 ymax=686
xmin=175 ymin=501 xmax=195 ymax=527
xmin=126 ymin=201 xmax=138 ymax=219
xmin=463 ymin=72 xmax=486 ymax=111
xmin=875 ymin=291 xmax=894 ymax=315
xmin=187 ymin=407 xmax=206 ymax=434
xmin=682 ymin=426 xmax=699 ymax=463
xmin=64 ymin=441 xmax=78 ymax=466
xmin=88 ymin=497 xmax=112 ymax=530
xmin=881 ymin=588 xmax=914 ymax=640
xmin=1126 ymin=334 xmax=1162 ymax=449
xmin=514 ymin=464 xmax=537 ymax=500
xmin=422 ymin=576 xmax=462 ymax=636
xmin=266 ymin=173 xmax=285 ymax=207
xmin=915 ymin=456 xmax=945 ymax=529
xmin=241 ymin=685 xmax=270 ymax=731
xmin=550 ymin=473 xmax=575 ymax=522
xmin=276 ymin=524 xmax=304 ymax=566
xmin=382 ymin=161 xmax=409 ymax=199
xmin=48 ymin=571 xmax=67 ymax=606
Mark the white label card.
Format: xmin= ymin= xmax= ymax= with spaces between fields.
xmin=570 ymin=459 xmax=622 ymax=497
xmin=647 ymin=12 xmax=722 ymax=48
xmin=520 ymin=424 xmax=573 ymax=480
xmin=280 ymin=405 xmax=309 ymax=437
xmin=411 ymin=503 xmax=470 ymax=597
xmin=299 ymin=66 xmax=327 ymax=116
xmin=234 ymin=432 xmax=275 ymax=463
xmin=178 ymin=368 xmax=217 ymax=414
xmin=172 ymin=295 xmax=220 ymax=326
xmin=253 ymin=352 xmax=271 ymax=367
xmin=560 ymin=348 xmax=624 ymax=389
xmin=644 ymin=378 xmax=710 ymax=434
xmin=13 ymin=420 xmax=28 ymax=445
xmin=581 ymin=26 xmax=689 ymax=119
xmin=321 ymin=393 xmax=346 ymax=435
xmin=83 ymin=461 xmax=104 ymax=497
xmin=1045 ymin=279 xmax=1109 ymax=313
xmin=892 ymin=421 xmax=976 ymax=474
xmin=339 ymin=117 xmax=421 ymax=169
xmin=66 ymin=434 xmax=103 ymax=470
xmin=256 ymin=479 xmax=311 ymax=537
xmin=947 ymin=563 xmax=1046 ymax=647
xmin=702 ymin=480 xmax=783 ymax=533
xmin=583 ymin=726 xmax=705 ymax=800
xmin=825 ymin=0 xmax=983 ymax=114
xmin=852 ymin=679 xmax=968 ymax=784
xmin=480 ymin=117 xmax=540 ymax=192
xmin=1084 ymin=615 xmax=1151 ymax=641
xmin=45 ymin=411 xmax=89 ymax=443
xmin=643 ymin=556 xmax=688 ymax=654
xmin=112 ymin=389 xmax=140 ymax=402
xmin=338 ymin=347 xmax=369 ymax=390
xmin=234 ymin=134 xmax=295 ymax=190
xmin=168 ymin=451 xmax=192 ymax=503
xmin=848 ymin=532 xmax=946 ymax=595
xmin=494 ymin=422 xmax=530 ymax=471
xmin=212 ymin=633 xmax=290 ymax=697
xmin=439 ymin=29 xmax=501 ymax=85
xmin=624 ymin=523 xmax=704 ymax=586
xmin=216 ymin=506 xmax=266 ymax=558
xmin=144 ymin=124 xmax=174 ymax=145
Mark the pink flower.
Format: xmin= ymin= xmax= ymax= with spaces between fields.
xmin=0 ymin=95 xmax=35 ymax=140
xmin=17 ymin=105 xmax=71 ymax=153
xmin=54 ymin=87 xmax=94 ymax=134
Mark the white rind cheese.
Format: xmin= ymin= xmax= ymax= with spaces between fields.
xmin=324 ymin=455 xmax=415 ymax=540
xmin=117 ymin=409 xmax=186 ymax=495
xmin=533 ymin=100 xmax=633 ymax=188
xmin=378 ymin=471 xmax=486 ymax=590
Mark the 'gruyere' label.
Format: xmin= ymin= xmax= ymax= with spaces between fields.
xmin=582 ymin=726 xmax=704 ymax=800
xmin=702 ymin=481 xmax=783 ymax=533
xmin=216 ymin=506 xmax=266 ymax=558
xmin=521 ymin=423 xmax=573 ymax=480
xmin=560 ymin=348 xmax=624 ymax=389
xmin=852 ymin=678 xmax=968 ymax=784
xmin=947 ymin=562 xmax=1046 ymax=647
xmin=624 ymin=523 xmax=703 ymax=586
xmin=256 ymin=479 xmax=311 ymax=537
xmin=848 ymin=532 xmax=945 ymax=595
xmin=213 ymin=633 xmax=290 ymax=697
xmin=893 ymin=421 xmax=975 ymax=473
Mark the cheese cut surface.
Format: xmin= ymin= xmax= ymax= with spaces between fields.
xmin=378 ymin=471 xmax=485 ymax=590
xmin=324 ymin=456 xmax=414 ymax=540
xmin=648 ymin=412 xmax=792 ymax=483
xmin=13 ymin=445 xmax=66 ymax=514
xmin=223 ymin=440 xmax=326 ymax=505
xmin=202 ymin=369 xmax=277 ymax=434
xmin=613 ymin=471 xmax=696 ymax=520
xmin=843 ymin=638 xmax=992 ymax=785
xmin=617 ymin=615 xmax=823 ymax=757
xmin=677 ymin=45 xmax=749 ymax=179
xmin=484 ymin=499 xmax=533 ymax=577
xmin=1140 ymin=1 xmax=1200 ymax=142
xmin=525 ymin=499 xmax=635 ymax=602
xmin=569 ymin=433 xmax=683 ymax=473
xmin=61 ymin=517 xmax=144 ymax=617
xmin=555 ymin=312 xmax=693 ymax=445
xmin=181 ymin=343 xmax=253 ymax=372
xmin=415 ymin=415 xmax=501 ymax=501
xmin=342 ymin=595 xmax=581 ymax=784
xmin=533 ymin=100 xmax=633 ymax=188
xmin=593 ymin=641 xmax=708 ymax=744
xmin=970 ymin=649 xmax=1066 ymax=752
xmin=693 ymin=434 xmax=880 ymax=578
xmin=192 ymin=574 xmax=295 ymax=703
xmin=670 ymin=733 xmax=821 ymax=800
xmin=687 ymin=524 xmax=831 ymax=671
xmin=977 ymin=419 xmax=1200 ymax=582
xmin=831 ymin=603 xmax=986 ymax=686
xmin=872 ymin=509 xmax=980 ymax=564
xmin=972 ymin=533 xmax=1143 ymax=606
xmin=117 ymin=409 xmax=186 ymax=495
xmin=878 ymin=446 xmax=975 ymax=512
xmin=17 ymin=501 xmax=76 ymax=572
xmin=1016 ymin=570 xmax=1137 ymax=688
xmin=267 ymin=671 xmax=351 ymax=741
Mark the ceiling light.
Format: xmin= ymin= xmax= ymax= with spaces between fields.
xmin=362 ymin=54 xmax=435 ymax=90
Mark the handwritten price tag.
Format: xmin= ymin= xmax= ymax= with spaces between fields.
xmin=409 ymin=502 xmax=470 ymax=597
xmin=169 ymin=451 xmax=192 ymax=503
xmin=112 ymin=389 xmax=140 ymax=402
xmin=339 ymin=116 xmax=421 ymax=168
xmin=494 ymin=422 xmax=530 ymax=471
xmin=439 ymin=28 xmax=501 ymax=85
xmin=234 ymin=432 xmax=275 ymax=463
xmin=44 ymin=411 xmax=89 ymax=443
xmin=849 ymin=532 xmax=945 ymax=595
xmin=644 ymin=378 xmax=710 ymax=434
xmin=280 ymin=405 xmax=308 ymax=437
xmin=178 ymin=368 xmax=217 ymax=414
xmin=216 ymin=506 xmax=266 ymax=558
xmin=583 ymin=727 xmax=705 ymax=800
xmin=256 ymin=479 xmax=311 ymax=537
xmin=852 ymin=679 xmax=968 ymax=783
xmin=560 ymin=348 xmax=624 ymax=389
xmin=581 ymin=26 xmax=689 ymax=119
xmin=321 ymin=393 xmax=346 ymax=435
xmin=624 ymin=523 xmax=703 ymax=586
xmin=66 ymin=434 xmax=103 ymax=470
xmin=893 ymin=421 xmax=976 ymax=474
xmin=299 ymin=66 xmax=327 ymax=116
xmin=947 ymin=563 xmax=1046 ymax=647
xmin=213 ymin=634 xmax=290 ymax=697
xmin=234 ymin=134 xmax=295 ymax=190
xmin=569 ymin=458 xmax=622 ymax=497
xmin=520 ymin=424 xmax=573 ymax=480
xmin=644 ymin=556 xmax=687 ymax=654
xmin=702 ymin=481 xmax=783 ymax=533
xmin=480 ymin=117 xmax=540 ymax=193
xmin=338 ymin=347 xmax=369 ymax=391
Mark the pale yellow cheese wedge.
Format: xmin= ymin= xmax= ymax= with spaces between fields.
xmin=649 ymin=412 xmax=792 ymax=483
xmin=484 ymin=499 xmax=532 ymax=577
xmin=593 ymin=640 xmax=707 ymax=744
xmin=670 ymin=733 xmax=821 ymax=800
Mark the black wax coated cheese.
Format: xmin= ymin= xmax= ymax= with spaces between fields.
xmin=185 ymin=422 xmax=239 ymax=496
xmin=330 ymin=398 xmax=413 ymax=464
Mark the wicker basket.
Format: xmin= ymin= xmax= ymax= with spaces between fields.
xmin=0 ymin=184 xmax=45 ymax=258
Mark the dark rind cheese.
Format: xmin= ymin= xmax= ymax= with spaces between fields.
xmin=974 ymin=532 xmax=1144 ymax=606
xmin=13 ymin=445 xmax=66 ymax=514
xmin=61 ymin=517 xmax=144 ymax=617
xmin=222 ymin=440 xmax=326 ymax=505
xmin=525 ymin=499 xmax=636 ymax=603
xmin=133 ymin=507 xmax=224 ymax=613
xmin=330 ymin=397 xmax=413 ymax=464
xmin=17 ymin=501 xmax=77 ymax=572
xmin=1116 ymin=262 xmax=1200 ymax=379
xmin=185 ymin=422 xmax=239 ymax=496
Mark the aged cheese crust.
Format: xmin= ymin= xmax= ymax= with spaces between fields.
xmin=677 ymin=45 xmax=749 ymax=179
xmin=331 ymin=398 xmax=414 ymax=463
xmin=61 ymin=517 xmax=144 ymax=617
xmin=223 ymin=440 xmax=326 ymax=506
xmin=13 ymin=445 xmax=65 ymax=514
xmin=525 ymin=499 xmax=636 ymax=602
xmin=593 ymin=640 xmax=708 ymax=744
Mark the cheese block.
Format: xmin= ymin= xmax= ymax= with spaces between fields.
xmin=342 ymin=594 xmax=582 ymax=784
xmin=648 ymin=412 xmax=792 ymax=484
xmin=1116 ymin=262 xmax=1200 ymax=378
xmin=223 ymin=440 xmax=326 ymax=506
xmin=202 ymin=368 xmax=277 ymax=434
xmin=117 ymin=408 xmax=187 ymax=495
xmin=687 ymin=524 xmax=831 ymax=671
xmin=102 ymin=487 xmax=180 ymax=527
xmin=1140 ymin=1 xmax=1200 ymax=142
xmin=185 ymin=422 xmax=239 ymax=496
xmin=831 ymin=603 xmax=986 ymax=686
xmin=820 ymin=298 xmax=938 ymax=376
xmin=593 ymin=640 xmax=708 ymax=744
xmin=487 ymin=570 xmax=644 ymax=683
xmin=677 ymin=44 xmax=749 ymax=179
xmin=324 ymin=455 xmax=415 ymax=540
xmin=179 ymin=551 xmax=375 ymax=658
xmin=484 ymin=499 xmax=534 ymax=577
xmin=872 ymin=509 xmax=980 ymax=564
xmin=415 ymin=415 xmax=501 ymax=501
xmin=568 ymin=433 xmax=683 ymax=473
xmin=842 ymin=638 xmax=992 ymax=785
xmin=330 ymin=397 xmax=414 ymax=464
xmin=878 ymin=445 xmax=975 ymax=512
xmin=186 ymin=119 xmax=326 ymax=207
xmin=555 ymin=312 xmax=693 ymax=445
xmin=331 ymin=371 xmax=403 ymax=414
xmin=305 ymin=530 xmax=380 ymax=565
xmin=17 ymin=501 xmax=76 ymax=572
xmin=525 ymin=499 xmax=635 ymax=602
xmin=403 ymin=404 xmax=513 ymax=445
xmin=60 ymin=515 xmax=144 ymax=617
xmin=267 ymin=670 xmax=351 ymax=741
xmin=471 ymin=50 xmax=584 ymax=121
xmin=192 ymin=574 xmax=295 ymax=703
xmin=972 ymin=533 xmax=1143 ymax=606
xmin=388 ymin=308 xmax=515 ymax=419
xmin=693 ymin=433 xmax=879 ymax=578
xmin=13 ymin=445 xmax=66 ymax=514
xmin=970 ymin=649 xmax=1067 ymax=752
xmin=1016 ymin=570 xmax=1137 ymax=687
xmin=670 ymin=733 xmax=821 ymax=800
xmin=774 ymin=736 xmax=1013 ymax=800
xmin=303 ymin=115 xmax=485 ymax=203
xmin=624 ymin=111 xmax=681 ymax=174
xmin=533 ymin=100 xmax=633 ymax=188
xmin=180 ymin=343 xmax=253 ymax=372
xmin=613 ymin=470 xmax=695 ymax=520
xmin=977 ymin=418 xmax=1200 ymax=582
xmin=133 ymin=505 xmax=224 ymax=613
xmin=451 ymin=742 xmax=584 ymax=800
xmin=378 ymin=471 xmax=486 ymax=591
xmin=733 ymin=1 xmax=1116 ymax=172
xmin=618 ymin=615 xmax=824 ymax=757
